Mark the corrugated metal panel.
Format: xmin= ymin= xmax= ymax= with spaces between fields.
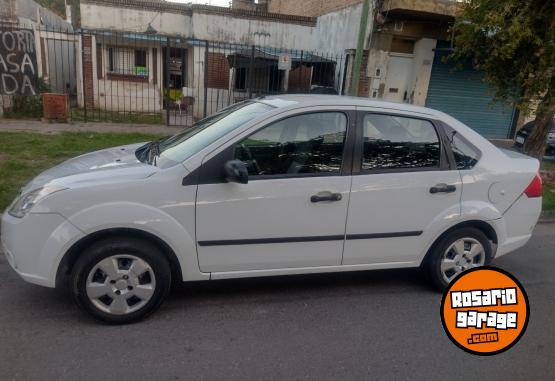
xmin=425 ymin=42 xmax=515 ymax=139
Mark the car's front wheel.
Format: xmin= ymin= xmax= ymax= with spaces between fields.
xmin=70 ymin=237 xmax=171 ymax=324
xmin=425 ymin=227 xmax=492 ymax=290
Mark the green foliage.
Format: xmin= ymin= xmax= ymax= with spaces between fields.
xmin=4 ymin=78 xmax=52 ymax=119
xmin=0 ymin=131 xmax=163 ymax=211
xmin=543 ymin=187 xmax=555 ymax=210
xmin=449 ymin=0 xmax=554 ymax=115
xmin=70 ymin=108 xmax=164 ymax=125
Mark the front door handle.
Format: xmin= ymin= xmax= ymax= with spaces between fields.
xmin=430 ymin=183 xmax=457 ymax=194
xmin=311 ymin=191 xmax=343 ymax=203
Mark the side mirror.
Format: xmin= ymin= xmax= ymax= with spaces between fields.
xmin=224 ymin=160 xmax=249 ymax=184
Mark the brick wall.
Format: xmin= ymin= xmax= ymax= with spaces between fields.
xmin=268 ymin=0 xmax=361 ymax=17
xmin=357 ymin=50 xmax=369 ymax=97
xmin=343 ymin=50 xmax=370 ymax=97
xmin=82 ymin=35 xmax=95 ymax=109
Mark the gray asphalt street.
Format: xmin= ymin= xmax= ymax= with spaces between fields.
xmin=1 ymin=224 xmax=554 ymax=381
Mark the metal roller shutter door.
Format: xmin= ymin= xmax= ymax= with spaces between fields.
xmin=425 ymin=42 xmax=515 ymax=139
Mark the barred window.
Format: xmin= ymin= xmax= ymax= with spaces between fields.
xmin=108 ymin=47 xmax=149 ymax=77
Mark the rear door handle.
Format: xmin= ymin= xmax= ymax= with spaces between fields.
xmin=311 ymin=191 xmax=343 ymax=203
xmin=430 ymin=183 xmax=457 ymax=194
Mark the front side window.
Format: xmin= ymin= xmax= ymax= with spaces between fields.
xmin=235 ymin=112 xmax=347 ymax=176
xmin=362 ymin=114 xmax=441 ymax=171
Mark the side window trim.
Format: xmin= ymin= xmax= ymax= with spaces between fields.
xmin=197 ymin=109 xmax=357 ymax=185
xmin=352 ymin=111 xmax=454 ymax=175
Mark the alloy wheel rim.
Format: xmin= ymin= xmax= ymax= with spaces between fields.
xmin=86 ymin=255 xmax=156 ymax=315
xmin=440 ymin=238 xmax=485 ymax=284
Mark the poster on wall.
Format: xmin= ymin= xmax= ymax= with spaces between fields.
xmin=0 ymin=28 xmax=38 ymax=95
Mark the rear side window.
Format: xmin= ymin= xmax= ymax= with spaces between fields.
xmin=362 ymin=114 xmax=441 ymax=171
xmin=450 ymin=133 xmax=480 ymax=170
xmin=235 ymin=112 xmax=347 ymax=176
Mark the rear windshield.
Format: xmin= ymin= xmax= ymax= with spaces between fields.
xmin=154 ymin=101 xmax=274 ymax=168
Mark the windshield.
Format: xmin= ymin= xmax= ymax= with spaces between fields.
xmin=138 ymin=101 xmax=274 ymax=168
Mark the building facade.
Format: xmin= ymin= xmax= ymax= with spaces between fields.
xmin=267 ymin=0 xmax=362 ymax=17
xmin=77 ymin=0 xmax=365 ymax=121
xmin=260 ymin=0 xmax=517 ymax=139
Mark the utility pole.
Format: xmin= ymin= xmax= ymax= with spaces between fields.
xmin=350 ymin=0 xmax=371 ymax=96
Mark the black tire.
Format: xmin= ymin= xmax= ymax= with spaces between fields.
xmin=425 ymin=227 xmax=492 ymax=291
xmin=70 ymin=237 xmax=171 ymax=324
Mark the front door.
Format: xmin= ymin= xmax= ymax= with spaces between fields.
xmin=384 ymin=54 xmax=414 ymax=103
xmin=343 ymin=111 xmax=461 ymax=265
xmin=196 ymin=111 xmax=354 ymax=273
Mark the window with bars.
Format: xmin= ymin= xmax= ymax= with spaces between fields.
xmin=107 ymin=47 xmax=149 ymax=77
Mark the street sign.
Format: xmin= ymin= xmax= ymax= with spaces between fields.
xmin=278 ymin=54 xmax=291 ymax=71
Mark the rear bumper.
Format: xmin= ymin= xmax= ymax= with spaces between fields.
xmin=491 ymin=195 xmax=542 ymax=258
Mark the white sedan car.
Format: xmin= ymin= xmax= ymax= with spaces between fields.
xmin=1 ymin=95 xmax=542 ymax=323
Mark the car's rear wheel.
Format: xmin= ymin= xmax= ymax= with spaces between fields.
xmin=425 ymin=227 xmax=492 ymax=290
xmin=70 ymin=237 xmax=171 ymax=324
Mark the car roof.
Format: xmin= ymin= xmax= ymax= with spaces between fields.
xmin=257 ymin=94 xmax=439 ymax=117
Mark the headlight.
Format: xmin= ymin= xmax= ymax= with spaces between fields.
xmin=8 ymin=186 xmax=67 ymax=218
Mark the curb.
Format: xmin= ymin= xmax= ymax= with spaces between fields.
xmin=539 ymin=211 xmax=555 ymax=224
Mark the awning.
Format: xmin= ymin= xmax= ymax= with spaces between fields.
xmin=227 ymin=48 xmax=335 ymax=69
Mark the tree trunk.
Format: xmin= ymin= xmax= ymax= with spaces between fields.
xmin=523 ymin=87 xmax=555 ymax=160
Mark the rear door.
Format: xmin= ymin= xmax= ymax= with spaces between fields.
xmin=196 ymin=108 xmax=355 ymax=273
xmin=342 ymin=110 xmax=462 ymax=266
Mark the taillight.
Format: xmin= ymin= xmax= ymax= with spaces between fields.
xmin=524 ymin=174 xmax=542 ymax=198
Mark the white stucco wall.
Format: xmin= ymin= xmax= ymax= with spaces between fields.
xmin=80 ymin=4 xmax=193 ymax=36
xmin=313 ymin=4 xmax=364 ymax=55
xmin=191 ymin=12 xmax=316 ymax=50
xmin=80 ymin=3 xmax=366 ymax=53
xmin=411 ymin=38 xmax=436 ymax=106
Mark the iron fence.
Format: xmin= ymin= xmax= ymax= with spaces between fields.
xmin=1 ymin=25 xmax=349 ymax=127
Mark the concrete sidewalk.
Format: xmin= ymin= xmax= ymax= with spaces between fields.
xmin=0 ymin=119 xmax=184 ymax=135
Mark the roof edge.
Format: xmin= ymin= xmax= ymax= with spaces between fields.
xmin=81 ymin=0 xmax=318 ymax=26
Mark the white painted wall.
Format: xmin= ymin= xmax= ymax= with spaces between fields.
xmin=411 ymin=38 xmax=436 ymax=106
xmin=80 ymin=3 xmax=365 ymax=53
xmin=80 ymin=4 xmax=193 ymax=36
xmin=313 ymin=4 xmax=364 ymax=55
xmin=191 ymin=12 xmax=316 ymax=50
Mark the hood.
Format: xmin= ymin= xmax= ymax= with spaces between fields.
xmin=23 ymin=143 xmax=155 ymax=192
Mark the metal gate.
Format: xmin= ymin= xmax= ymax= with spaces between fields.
xmin=1 ymin=25 xmax=348 ymax=128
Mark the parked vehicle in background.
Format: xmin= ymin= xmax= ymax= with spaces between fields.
xmin=514 ymin=119 xmax=555 ymax=160
xmin=1 ymin=95 xmax=542 ymax=323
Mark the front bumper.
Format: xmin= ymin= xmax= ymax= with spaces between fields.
xmin=1 ymin=211 xmax=84 ymax=288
